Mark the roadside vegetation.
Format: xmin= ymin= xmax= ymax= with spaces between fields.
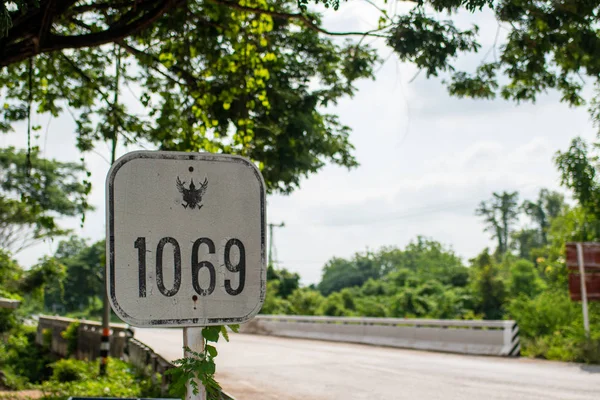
xmin=0 ymin=323 xmax=161 ymax=400
xmin=0 ymin=264 xmax=162 ymax=399
xmin=4 ymin=142 xmax=600 ymax=366
xmin=1 ymin=3 xmax=600 ymax=396
xmin=261 ymin=179 xmax=600 ymax=363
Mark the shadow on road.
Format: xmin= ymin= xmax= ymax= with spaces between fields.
xmin=579 ymin=364 xmax=600 ymax=374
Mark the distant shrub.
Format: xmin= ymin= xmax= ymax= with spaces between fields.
xmin=0 ymin=325 xmax=53 ymax=387
xmin=60 ymin=321 xmax=80 ymax=357
xmin=42 ymin=358 xmax=160 ymax=400
xmin=50 ymin=359 xmax=86 ymax=383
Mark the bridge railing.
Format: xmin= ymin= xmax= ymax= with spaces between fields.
xmin=36 ymin=315 xmax=130 ymax=360
xmin=35 ymin=316 xmax=174 ymax=395
xmin=240 ymin=315 xmax=521 ymax=356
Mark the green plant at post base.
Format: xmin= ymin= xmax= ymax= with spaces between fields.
xmin=166 ymin=324 xmax=239 ymax=400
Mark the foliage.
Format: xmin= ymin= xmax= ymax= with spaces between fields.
xmin=259 ymin=280 xmax=294 ymax=314
xmin=60 ymin=321 xmax=80 ymax=358
xmin=556 ymin=137 xmax=600 ymax=216
xmin=317 ymin=254 xmax=381 ymax=296
xmin=522 ymin=189 xmax=565 ymax=245
xmin=0 ymin=322 xmax=161 ymax=396
xmin=43 ymin=238 xmax=104 ymax=316
xmin=0 ymin=250 xmax=23 ymax=333
xmin=476 ymin=191 xmax=519 ymax=256
xmin=4 ymin=1 xmax=600 ymax=137
xmin=507 ymin=259 xmax=544 ymax=299
xmin=50 ymin=359 xmax=86 ymax=384
xmin=317 ymin=289 xmax=356 ymax=316
xmin=0 ymin=0 xmax=377 ymax=195
xmin=166 ymin=325 xmax=239 ymax=400
xmin=288 ymin=287 xmax=324 ymax=315
xmin=508 ymin=292 xmax=600 ymax=363
xmin=445 ymin=0 xmax=600 ymax=125
xmin=0 ymin=325 xmax=54 ymax=388
xmin=266 ymin=266 xmax=300 ymax=298
xmin=258 ymin=175 xmax=600 ymax=362
xmin=0 ymin=249 xmax=65 ymax=333
xmin=0 ymin=147 xmax=92 ymax=252
xmin=40 ymin=358 xmax=161 ymax=400
xmin=468 ymin=249 xmax=506 ymax=320
xmin=3 ymin=1 xmax=600 ymax=198
xmin=318 ymin=237 xmax=467 ymax=296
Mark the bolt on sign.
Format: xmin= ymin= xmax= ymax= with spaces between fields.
xmin=566 ymin=242 xmax=600 ymax=301
xmin=106 ymin=151 xmax=266 ymax=327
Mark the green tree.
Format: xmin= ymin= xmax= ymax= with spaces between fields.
xmin=260 ymin=280 xmax=293 ymax=314
xmin=317 ymin=252 xmax=381 ymax=296
xmin=4 ymin=0 xmax=600 ymax=135
xmin=469 ymin=249 xmax=506 ymax=320
xmin=317 ymin=291 xmax=354 ymax=317
xmin=288 ymin=287 xmax=324 ymax=315
xmin=0 ymin=0 xmax=378 ymax=195
xmin=556 ymin=138 xmax=600 ymax=217
xmin=508 ymin=259 xmax=544 ymax=299
xmin=0 ymin=147 xmax=92 ymax=252
xmin=43 ymin=238 xmax=105 ymax=316
xmin=522 ymin=189 xmax=565 ymax=245
xmin=266 ymin=266 xmax=300 ymax=299
xmin=511 ymin=228 xmax=541 ymax=260
xmin=429 ymin=287 xmax=472 ymax=319
xmin=318 ymin=238 xmax=467 ymax=296
xmin=382 ymin=238 xmax=468 ymax=287
xmin=354 ymin=296 xmax=388 ymax=318
xmin=476 ymin=191 xmax=520 ymax=256
xmin=0 ymin=249 xmax=64 ymax=332
xmin=388 ymin=287 xmax=431 ymax=318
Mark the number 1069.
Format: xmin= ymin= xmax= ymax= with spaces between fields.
xmin=134 ymin=237 xmax=246 ymax=298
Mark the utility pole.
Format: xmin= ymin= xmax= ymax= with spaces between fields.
xmin=101 ymin=45 xmax=121 ymax=376
xmin=268 ymin=222 xmax=285 ymax=268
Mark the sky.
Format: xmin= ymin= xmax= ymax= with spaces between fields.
xmin=3 ymin=2 xmax=598 ymax=285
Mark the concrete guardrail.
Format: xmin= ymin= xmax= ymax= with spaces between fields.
xmin=0 ymin=297 xmax=21 ymax=309
xmin=240 ymin=315 xmax=521 ymax=357
xmin=36 ymin=315 xmax=130 ymax=360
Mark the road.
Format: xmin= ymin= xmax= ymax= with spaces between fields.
xmin=134 ymin=328 xmax=600 ymax=400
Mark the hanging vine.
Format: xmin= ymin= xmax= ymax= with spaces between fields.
xmin=26 ymin=56 xmax=33 ymax=174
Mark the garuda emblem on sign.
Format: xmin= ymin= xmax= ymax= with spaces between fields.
xmin=176 ymin=176 xmax=208 ymax=209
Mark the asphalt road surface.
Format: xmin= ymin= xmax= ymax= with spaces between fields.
xmin=134 ymin=328 xmax=600 ymax=400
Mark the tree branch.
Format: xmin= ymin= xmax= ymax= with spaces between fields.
xmin=59 ymin=53 xmax=138 ymax=144
xmin=118 ymin=40 xmax=188 ymax=87
xmin=38 ymin=0 xmax=57 ymax=50
xmin=0 ymin=0 xmax=184 ymax=67
xmin=68 ymin=1 xmax=136 ymax=15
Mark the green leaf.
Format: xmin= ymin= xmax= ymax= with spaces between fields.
xmin=220 ymin=326 xmax=229 ymax=342
xmin=206 ymin=344 xmax=218 ymax=358
xmin=202 ymin=326 xmax=221 ymax=342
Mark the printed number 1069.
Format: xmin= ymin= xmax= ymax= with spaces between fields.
xmin=134 ymin=237 xmax=245 ymax=298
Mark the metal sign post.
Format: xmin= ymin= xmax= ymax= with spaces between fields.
xmin=183 ymin=327 xmax=205 ymax=400
xmin=576 ymin=243 xmax=591 ymax=338
xmin=106 ymin=151 xmax=266 ymax=400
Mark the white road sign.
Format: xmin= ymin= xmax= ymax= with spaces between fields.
xmin=106 ymin=151 xmax=266 ymax=327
